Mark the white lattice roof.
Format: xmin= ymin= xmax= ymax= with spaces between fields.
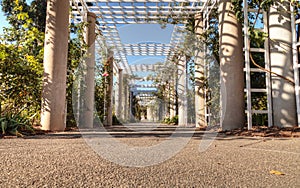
xmin=70 ymin=0 xmax=215 ymax=74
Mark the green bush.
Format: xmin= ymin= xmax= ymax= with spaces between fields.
xmin=162 ymin=115 xmax=178 ymax=125
xmin=162 ymin=117 xmax=171 ymax=124
xmin=0 ymin=108 xmax=35 ymax=136
xmin=170 ymin=115 xmax=178 ymax=125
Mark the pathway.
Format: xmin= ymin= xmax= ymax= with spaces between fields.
xmin=1 ymin=124 xmax=300 ymax=187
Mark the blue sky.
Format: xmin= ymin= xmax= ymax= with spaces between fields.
xmin=0 ymin=4 xmax=8 ymax=33
xmin=118 ymin=23 xmax=172 ymax=67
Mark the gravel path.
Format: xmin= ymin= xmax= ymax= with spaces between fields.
xmin=0 ymin=128 xmax=300 ymax=187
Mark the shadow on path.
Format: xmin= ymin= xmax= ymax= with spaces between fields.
xmin=21 ymin=123 xmax=285 ymax=141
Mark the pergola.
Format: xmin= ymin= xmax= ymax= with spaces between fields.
xmin=70 ymin=0 xmax=211 ymax=73
xmin=70 ymin=0 xmax=217 ymax=127
xmin=40 ymin=0 xmax=300 ymax=131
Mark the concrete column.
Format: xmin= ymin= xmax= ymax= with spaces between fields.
xmin=174 ymin=72 xmax=178 ymax=116
xmin=115 ymin=69 xmax=123 ymax=120
xmin=269 ymin=1 xmax=297 ymax=127
xmin=122 ymin=81 xmax=129 ymax=121
xmin=219 ymin=0 xmax=245 ymax=130
xmin=162 ymin=83 xmax=169 ymax=119
xmin=177 ymin=55 xmax=188 ymax=126
xmin=166 ymin=82 xmax=171 ymax=118
xmin=104 ymin=56 xmax=114 ymax=126
xmin=40 ymin=0 xmax=69 ymax=131
xmin=147 ymin=106 xmax=153 ymax=121
xmin=79 ymin=12 xmax=96 ymax=128
xmin=129 ymin=91 xmax=134 ymax=121
xmin=169 ymin=79 xmax=176 ymax=118
xmin=194 ymin=13 xmax=206 ymax=127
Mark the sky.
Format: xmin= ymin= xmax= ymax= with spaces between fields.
xmin=0 ymin=5 xmax=8 ymax=33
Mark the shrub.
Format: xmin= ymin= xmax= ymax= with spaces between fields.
xmin=162 ymin=115 xmax=178 ymax=125
xmin=0 ymin=108 xmax=35 ymax=136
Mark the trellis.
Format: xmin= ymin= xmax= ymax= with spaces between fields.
xmin=70 ymin=0 xmax=300 ymax=128
xmin=71 ymin=0 xmax=215 ymax=74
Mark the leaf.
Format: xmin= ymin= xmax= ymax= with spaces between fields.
xmin=270 ymin=170 xmax=285 ymax=175
xmin=1 ymin=121 xmax=7 ymax=134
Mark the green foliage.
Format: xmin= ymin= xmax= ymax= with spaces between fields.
xmin=231 ymin=0 xmax=273 ymax=51
xmin=94 ymin=63 xmax=105 ymax=122
xmin=232 ymin=0 xmax=244 ymax=21
xmin=170 ymin=115 xmax=179 ymax=125
xmin=162 ymin=115 xmax=178 ymax=125
xmin=0 ymin=107 xmax=35 ymax=136
xmin=252 ymin=93 xmax=267 ymax=111
xmin=66 ymin=22 xmax=89 ymax=127
xmin=1 ymin=0 xmax=30 ymax=30
xmin=252 ymin=114 xmax=268 ymax=126
xmin=232 ymin=0 xmax=275 ymax=22
xmin=1 ymin=0 xmax=46 ymax=32
xmin=0 ymin=0 xmax=44 ymax=132
xmin=162 ymin=117 xmax=171 ymax=124
xmin=201 ymin=8 xmax=219 ymax=64
xmin=28 ymin=0 xmax=47 ymax=32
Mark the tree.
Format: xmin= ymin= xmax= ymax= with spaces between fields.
xmin=0 ymin=0 xmax=44 ymax=135
xmin=28 ymin=0 xmax=47 ymax=32
xmin=1 ymin=0 xmax=47 ymax=32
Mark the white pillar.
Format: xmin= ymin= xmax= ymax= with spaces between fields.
xmin=177 ymin=55 xmax=187 ymax=126
xmin=147 ymin=106 xmax=153 ymax=121
xmin=269 ymin=1 xmax=297 ymax=127
xmin=122 ymin=81 xmax=129 ymax=121
xmin=79 ymin=12 xmax=96 ymax=128
xmin=166 ymin=82 xmax=171 ymax=118
xmin=169 ymin=78 xmax=176 ymax=118
xmin=194 ymin=13 xmax=206 ymax=127
xmin=115 ymin=69 xmax=123 ymax=120
xmin=41 ymin=0 xmax=69 ymax=131
xmin=105 ymin=56 xmax=114 ymax=126
xmin=219 ymin=0 xmax=245 ymax=130
xmin=161 ymin=83 xmax=170 ymax=120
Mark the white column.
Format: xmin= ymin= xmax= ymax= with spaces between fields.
xmin=41 ymin=0 xmax=69 ymax=131
xmin=106 ymin=56 xmax=114 ymax=126
xmin=122 ymin=81 xmax=129 ymax=121
xmin=269 ymin=1 xmax=297 ymax=127
xmin=79 ymin=12 xmax=96 ymax=128
xmin=169 ymin=78 xmax=176 ymax=118
xmin=147 ymin=106 xmax=153 ymax=121
xmin=115 ymin=69 xmax=123 ymax=120
xmin=291 ymin=4 xmax=300 ymax=127
xmin=194 ymin=13 xmax=206 ymax=127
xmin=177 ymin=55 xmax=187 ymax=126
xmin=219 ymin=0 xmax=245 ymax=130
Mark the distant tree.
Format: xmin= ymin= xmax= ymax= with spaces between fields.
xmin=1 ymin=0 xmax=46 ymax=32
xmin=1 ymin=0 xmax=29 ymax=31
xmin=28 ymin=0 xmax=47 ymax=32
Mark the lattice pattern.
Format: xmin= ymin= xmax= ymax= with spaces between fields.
xmin=129 ymin=64 xmax=163 ymax=71
xmin=70 ymin=0 xmax=214 ymax=74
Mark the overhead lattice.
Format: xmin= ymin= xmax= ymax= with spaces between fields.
xmin=70 ymin=0 xmax=215 ymax=74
